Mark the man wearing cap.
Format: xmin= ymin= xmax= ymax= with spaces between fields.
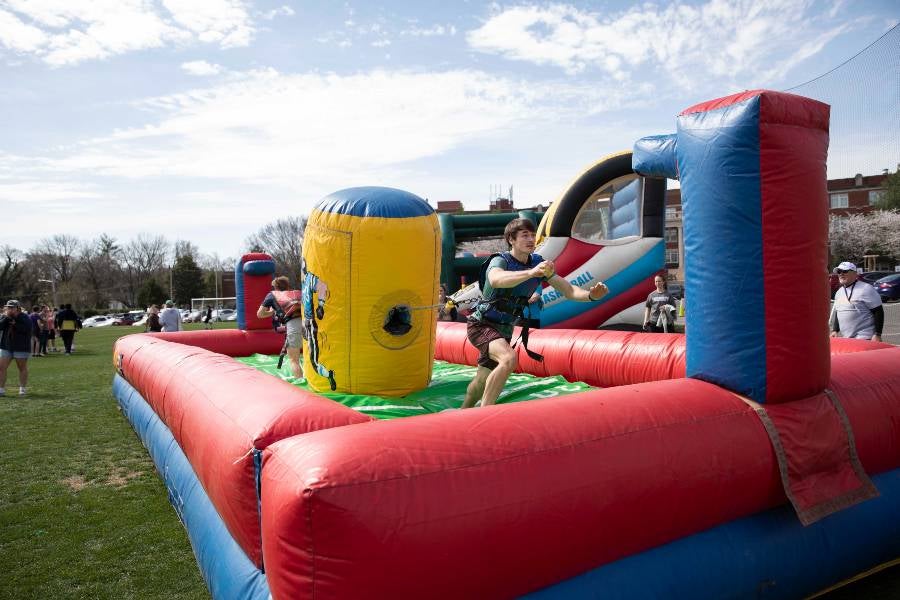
xmin=159 ymin=300 xmax=183 ymax=332
xmin=0 ymin=300 xmax=32 ymax=396
xmin=830 ymin=262 xmax=883 ymax=342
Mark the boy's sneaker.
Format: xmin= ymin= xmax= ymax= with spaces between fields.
xmin=18 ymin=387 xmax=26 ymax=396
xmin=0 ymin=388 xmax=5 ymax=396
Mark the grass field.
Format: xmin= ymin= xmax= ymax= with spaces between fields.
xmin=0 ymin=324 xmax=218 ymax=600
xmin=1 ymin=323 xmax=896 ymax=599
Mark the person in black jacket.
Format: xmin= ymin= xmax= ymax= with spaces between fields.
xmin=54 ymin=303 xmax=82 ymax=355
xmin=0 ymin=299 xmax=32 ymax=396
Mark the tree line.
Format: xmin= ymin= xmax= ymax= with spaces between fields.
xmin=1 ymin=217 xmax=307 ymax=313
xmin=2 ymin=205 xmax=896 ymax=313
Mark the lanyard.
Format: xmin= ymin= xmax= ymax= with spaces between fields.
xmin=843 ymin=281 xmax=856 ymax=302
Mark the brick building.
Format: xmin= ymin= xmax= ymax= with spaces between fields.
xmin=663 ymin=170 xmax=893 ymax=282
xmin=826 ymin=171 xmax=890 ymax=215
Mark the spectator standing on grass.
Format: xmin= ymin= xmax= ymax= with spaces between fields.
xmin=204 ymin=305 xmax=213 ymax=330
xmin=830 ymin=261 xmax=883 ymax=342
xmin=0 ymin=300 xmax=32 ymax=396
xmin=45 ymin=307 xmax=58 ymax=352
xmin=147 ymin=305 xmax=162 ymax=333
xmin=29 ymin=306 xmax=44 ymax=357
xmin=159 ymin=300 xmax=182 ymax=332
xmin=37 ymin=305 xmax=51 ymax=355
xmin=55 ymin=304 xmax=82 ymax=355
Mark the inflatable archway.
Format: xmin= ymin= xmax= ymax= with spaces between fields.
xmin=112 ymin=90 xmax=900 ymax=599
xmin=448 ymin=152 xmax=668 ymax=328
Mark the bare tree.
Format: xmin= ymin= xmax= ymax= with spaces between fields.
xmin=245 ymin=216 xmax=307 ymax=284
xmin=79 ymin=234 xmax=122 ymax=308
xmin=174 ymin=239 xmax=200 ymax=260
xmin=122 ymin=234 xmax=170 ymax=306
xmin=33 ymin=234 xmax=81 ymax=284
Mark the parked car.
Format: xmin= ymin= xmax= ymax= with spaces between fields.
xmin=874 ymin=274 xmax=900 ymax=302
xmin=214 ymin=308 xmax=236 ymax=322
xmin=859 ymin=271 xmax=895 ymax=285
xmin=112 ymin=311 xmax=146 ymax=326
xmin=83 ymin=315 xmax=114 ymax=328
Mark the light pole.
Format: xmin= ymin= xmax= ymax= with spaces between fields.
xmin=38 ymin=277 xmax=58 ymax=308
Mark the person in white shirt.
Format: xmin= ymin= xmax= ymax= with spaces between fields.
xmin=830 ymin=262 xmax=883 ymax=342
xmin=158 ymin=300 xmax=183 ymax=332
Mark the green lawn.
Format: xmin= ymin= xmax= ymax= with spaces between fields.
xmin=0 ymin=324 xmax=229 ymax=600
xmin=0 ymin=322 xmax=896 ymax=599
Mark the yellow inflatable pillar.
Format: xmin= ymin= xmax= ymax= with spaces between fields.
xmin=301 ymin=187 xmax=441 ymax=396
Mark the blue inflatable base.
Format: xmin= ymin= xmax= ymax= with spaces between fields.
xmin=113 ymin=375 xmax=270 ymax=600
xmin=528 ymin=469 xmax=900 ymax=599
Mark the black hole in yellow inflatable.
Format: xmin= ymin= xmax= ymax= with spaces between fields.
xmin=383 ymin=306 xmax=412 ymax=336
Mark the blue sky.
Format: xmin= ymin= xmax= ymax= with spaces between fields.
xmin=2 ymin=0 xmax=897 ymax=257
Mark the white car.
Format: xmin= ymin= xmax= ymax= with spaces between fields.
xmin=83 ymin=315 xmax=114 ymax=327
xmin=214 ymin=308 xmax=236 ymax=322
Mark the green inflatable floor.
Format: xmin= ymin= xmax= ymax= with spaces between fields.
xmin=237 ymin=355 xmax=595 ymax=420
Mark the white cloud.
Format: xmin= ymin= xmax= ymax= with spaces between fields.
xmin=162 ymin=0 xmax=254 ymax=48
xmin=260 ymin=5 xmax=295 ymax=20
xmin=467 ymin=1 xmax=851 ymax=88
xmin=0 ymin=9 xmax=49 ymax=52
xmin=371 ymin=39 xmax=391 ymax=48
xmin=32 ymin=68 xmax=642 ymax=188
xmin=404 ymin=24 xmax=457 ymax=37
xmin=181 ymin=60 xmax=223 ymax=76
xmin=0 ymin=177 xmax=103 ymax=206
xmin=0 ymin=0 xmax=254 ymax=66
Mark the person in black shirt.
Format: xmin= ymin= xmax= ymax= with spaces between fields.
xmin=0 ymin=299 xmax=32 ymax=396
xmin=55 ymin=304 xmax=82 ymax=354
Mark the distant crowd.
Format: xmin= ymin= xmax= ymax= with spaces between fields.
xmin=0 ymin=301 xmax=83 ymax=397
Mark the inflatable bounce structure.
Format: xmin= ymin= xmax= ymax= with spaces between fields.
xmin=447 ymin=152 xmax=668 ymax=328
xmin=113 ymin=90 xmax=900 ymax=599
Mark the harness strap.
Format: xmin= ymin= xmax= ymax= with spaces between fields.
xmin=513 ymin=318 xmax=544 ymax=363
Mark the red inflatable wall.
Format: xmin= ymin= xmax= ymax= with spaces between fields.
xmin=260 ymin=346 xmax=900 ymax=598
xmin=113 ymin=334 xmax=372 ymax=566
xmin=147 ymin=328 xmax=285 ymax=356
xmin=434 ymin=322 xmax=892 ymax=388
xmin=239 ymin=252 xmax=279 ymax=331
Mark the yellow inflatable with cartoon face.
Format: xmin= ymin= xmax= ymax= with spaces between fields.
xmin=301 ymin=187 xmax=440 ymax=396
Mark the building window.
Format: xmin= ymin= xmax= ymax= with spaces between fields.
xmin=869 ymin=190 xmax=885 ymax=206
xmin=665 ymin=207 xmax=678 ymax=221
xmin=665 ymin=249 xmax=679 ymax=267
xmin=665 ymin=227 xmax=679 ymax=243
xmin=830 ymin=193 xmax=849 ymax=209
